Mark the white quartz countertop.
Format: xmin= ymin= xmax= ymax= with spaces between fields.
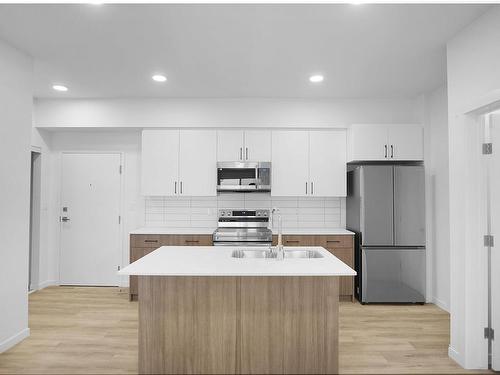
xmin=118 ymin=246 xmax=356 ymax=277
xmin=130 ymin=227 xmax=355 ymax=235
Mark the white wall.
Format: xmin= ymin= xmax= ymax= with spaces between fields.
xmin=447 ymin=6 xmax=500 ymax=369
xmin=0 ymin=40 xmax=33 ymax=352
xmin=34 ymin=97 xmax=421 ymax=129
xmin=422 ymin=85 xmax=450 ymax=312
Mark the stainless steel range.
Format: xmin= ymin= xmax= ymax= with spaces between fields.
xmin=212 ymin=209 xmax=273 ymax=246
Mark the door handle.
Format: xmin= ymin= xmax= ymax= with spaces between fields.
xmin=391 ymin=145 xmax=394 ymax=158
xmin=180 ymin=181 xmax=183 ymax=194
xmin=384 ymin=145 xmax=388 ymax=158
xmin=305 ymin=182 xmax=308 ymax=195
xmin=60 ymin=216 xmax=70 ymax=222
xmin=246 ymin=147 xmax=248 ymax=160
xmin=240 ymin=147 xmax=243 ymax=160
xmin=311 ymin=182 xmax=314 ymax=195
xmin=174 ymin=181 xmax=177 ymax=194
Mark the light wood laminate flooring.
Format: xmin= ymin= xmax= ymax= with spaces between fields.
xmin=0 ymin=286 xmax=489 ymax=374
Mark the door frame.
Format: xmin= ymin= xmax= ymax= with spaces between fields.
xmin=57 ymin=151 xmax=124 ymax=286
xmin=449 ymin=96 xmax=500 ymax=369
xmin=29 ymin=146 xmax=42 ymax=293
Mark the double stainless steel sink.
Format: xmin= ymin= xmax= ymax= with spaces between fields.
xmin=231 ymin=248 xmax=323 ymax=259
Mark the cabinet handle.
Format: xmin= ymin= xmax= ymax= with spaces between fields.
xmin=246 ymin=147 xmax=248 ymax=160
xmin=180 ymin=181 xmax=183 ymax=194
xmin=384 ymin=145 xmax=388 ymax=158
xmin=391 ymin=145 xmax=394 ymax=158
xmin=185 ymin=240 xmax=199 ymax=243
xmin=305 ymin=182 xmax=308 ymax=195
xmin=240 ymin=147 xmax=243 ymax=160
xmin=174 ymin=181 xmax=177 ymax=194
xmin=326 ymin=240 xmax=341 ymax=243
xmin=144 ymin=240 xmax=158 ymax=243
xmin=311 ymin=182 xmax=314 ymax=195
xmin=286 ymin=240 xmax=300 ymax=243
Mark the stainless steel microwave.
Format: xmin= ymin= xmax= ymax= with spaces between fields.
xmin=217 ymin=162 xmax=271 ymax=192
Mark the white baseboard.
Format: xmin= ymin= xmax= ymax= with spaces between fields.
xmin=38 ymin=280 xmax=58 ymax=290
xmin=448 ymin=345 xmax=465 ymax=368
xmin=432 ymin=297 xmax=450 ymax=312
xmin=0 ymin=328 xmax=30 ymax=353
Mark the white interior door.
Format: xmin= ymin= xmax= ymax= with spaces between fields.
xmin=60 ymin=153 xmax=121 ymax=286
xmin=309 ymin=130 xmax=346 ymax=197
xmin=179 ymin=130 xmax=217 ymax=196
xmin=271 ymin=130 xmax=309 ymax=197
xmin=217 ymin=130 xmax=244 ymax=161
xmin=490 ymin=114 xmax=500 ymax=370
xmin=244 ymin=130 xmax=271 ymax=161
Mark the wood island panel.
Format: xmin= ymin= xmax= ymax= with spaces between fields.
xmin=138 ymin=276 xmax=339 ymax=375
xmin=138 ymin=276 xmax=238 ymax=375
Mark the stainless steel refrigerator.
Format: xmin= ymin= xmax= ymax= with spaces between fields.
xmin=347 ymin=165 xmax=426 ymax=303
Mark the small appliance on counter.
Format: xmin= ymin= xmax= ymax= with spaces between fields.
xmin=212 ymin=209 xmax=273 ymax=246
xmin=347 ymin=164 xmax=426 ymax=304
xmin=216 ymin=162 xmax=271 ymax=192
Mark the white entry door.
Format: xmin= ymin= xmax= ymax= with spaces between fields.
xmin=59 ymin=153 xmax=122 ymax=286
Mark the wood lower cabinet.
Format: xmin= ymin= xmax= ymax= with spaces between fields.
xmin=129 ymin=234 xmax=212 ymax=300
xmin=273 ymin=234 xmax=355 ymax=301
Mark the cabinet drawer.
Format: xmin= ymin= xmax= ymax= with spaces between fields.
xmin=316 ymin=235 xmax=353 ymax=248
xmin=167 ymin=234 xmax=213 ymax=246
xmin=282 ymin=235 xmax=316 ymax=246
xmin=130 ymin=234 xmax=162 ymax=248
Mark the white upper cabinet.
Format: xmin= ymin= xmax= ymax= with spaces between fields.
xmin=386 ymin=125 xmax=424 ymax=161
xmin=272 ymin=129 xmax=347 ymax=197
xmin=348 ymin=124 xmax=423 ymax=161
xmin=272 ymin=130 xmax=309 ymax=197
xmin=309 ymin=130 xmax=347 ymax=197
xmin=217 ymin=129 xmax=271 ymax=161
xmin=243 ymin=130 xmax=271 ymax=161
xmin=141 ymin=130 xmax=179 ymax=196
xmin=179 ymin=130 xmax=217 ymax=196
xmin=217 ymin=130 xmax=245 ymax=162
xmin=141 ymin=129 xmax=217 ymax=197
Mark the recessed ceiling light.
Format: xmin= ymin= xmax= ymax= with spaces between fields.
xmin=152 ymin=74 xmax=167 ymax=83
xmin=52 ymin=84 xmax=68 ymax=92
xmin=309 ymin=75 xmax=324 ymax=83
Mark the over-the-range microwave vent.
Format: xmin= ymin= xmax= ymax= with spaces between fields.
xmin=216 ymin=161 xmax=271 ymax=193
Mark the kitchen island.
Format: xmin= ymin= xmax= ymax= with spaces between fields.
xmin=119 ymin=246 xmax=356 ymax=375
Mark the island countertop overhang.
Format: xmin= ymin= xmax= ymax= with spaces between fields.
xmin=118 ymin=246 xmax=356 ymax=277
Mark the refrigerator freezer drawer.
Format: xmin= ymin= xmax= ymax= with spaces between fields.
xmin=361 ymin=247 xmax=425 ymax=303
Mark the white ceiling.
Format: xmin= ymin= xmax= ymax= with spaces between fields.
xmin=0 ymin=4 xmax=491 ymax=99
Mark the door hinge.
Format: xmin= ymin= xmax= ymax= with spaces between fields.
xmin=484 ymin=235 xmax=494 ymax=247
xmin=484 ymin=327 xmax=495 ymax=340
xmin=118 ymin=215 xmax=121 ymax=224
xmin=483 ymin=143 xmax=493 ymax=155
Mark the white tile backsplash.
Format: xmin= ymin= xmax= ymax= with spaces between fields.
xmin=144 ymin=193 xmax=346 ymax=230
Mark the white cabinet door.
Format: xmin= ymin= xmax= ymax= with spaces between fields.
xmin=244 ymin=130 xmax=271 ymax=161
xmin=271 ymin=130 xmax=309 ymax=197
xmin=141 ymin=130 xmax=179 ymax=196
xmin=349 ymin=125 xmax=388 ymax=161
xmin=179 ymin=130 xmax=217 ymax=196
xmin=387 ymin=125 xmax=423 ymax=161
xmin=309 ymin=130 xmax=347 ymax=197
xmin=217 ymin=130 xmax=244 ymax=161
